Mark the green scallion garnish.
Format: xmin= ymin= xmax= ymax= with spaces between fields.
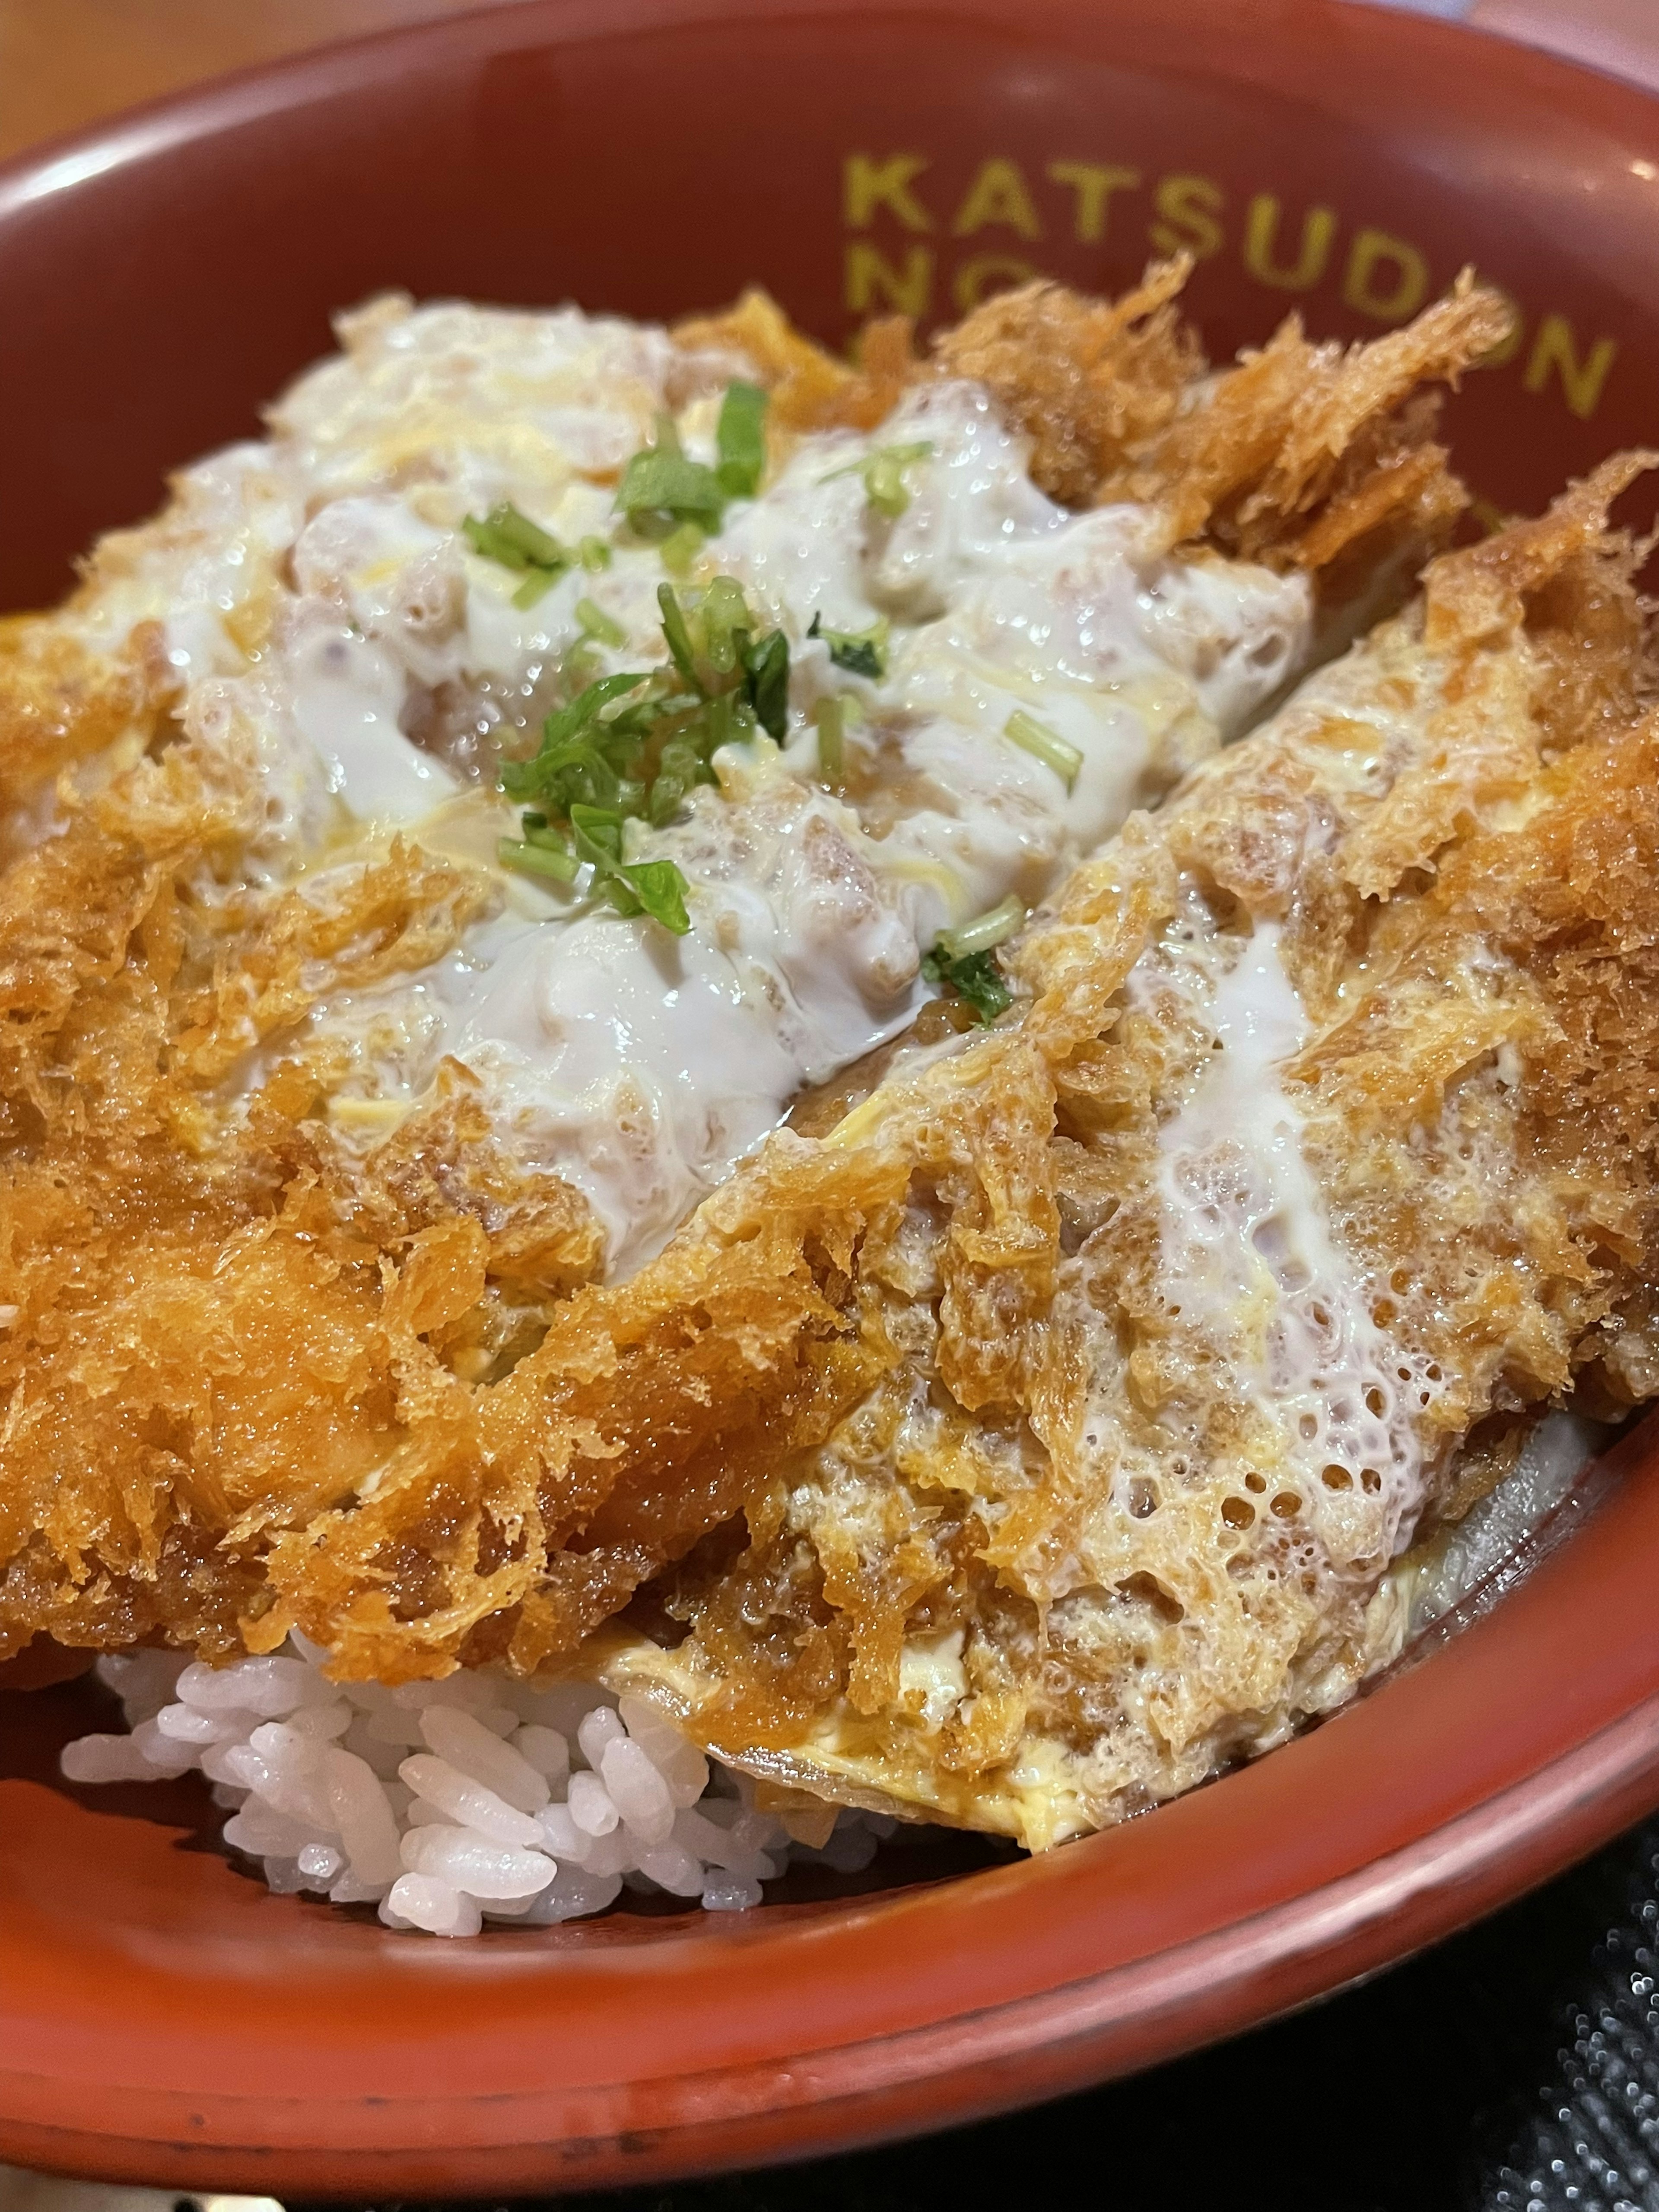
xmin=933 ymin=896 xmax=1025 ymax=960
xmin=569 ymin=802 xmax=691 ymax=933
xmin=659 ymin=521 xmax=704 ymax=576
xmin=657 ymin=584 xmax=701 ymax=689
xmin=616 ymin=415 xmax=726 ymax=534
xmin=575 ymin=597 xmax=627 ymax=648
xmin=807 ymin=611 xmax=888 ymax=681
xmin=464 ymin=503 xmax=565 ymax=569
xmin=821 ymin=440 xmax=934 ymax=520
xmin=1004 ymin=709 xmax=1083 ymax=791
xmin=610 ymin=857 xmax=691 ymax=935
xmin=920 ymin=943 xmax=1013 ymax=1024
xmin=496 ymin=571 xmax=796 ymax=938
xmin=700 ymin=575 xmax=750 ymax=674
xmin=814 ymin=696 xmax=845 ymax=787
xmin=463 ymin=502 xmax=572 ymax=607
xmin=511 ymin=570 xmax=559 ymax=610
xmin=498 ymin=835 xmax=579 ymax=884
xmin=741 ymin=628 xmax=790 ymax=743
xmin=715 ymin=380 xmax=769 ymax=500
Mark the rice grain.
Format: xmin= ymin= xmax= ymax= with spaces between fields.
xmin=62 ymin=1641 xmax=875 ymax=1937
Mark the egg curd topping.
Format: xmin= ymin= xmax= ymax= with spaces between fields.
xmin=76 ymin=300 xmax=1313 ymax=1275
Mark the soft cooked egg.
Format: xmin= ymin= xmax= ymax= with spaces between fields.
xmin=57 ymin=296 xmax=1313 ymax=1279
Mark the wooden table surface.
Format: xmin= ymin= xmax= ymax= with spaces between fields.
xmin=0 ymin=0 xmax=1655 ymax=169
xmin=0 ymin=0 xmax=529 ymax=163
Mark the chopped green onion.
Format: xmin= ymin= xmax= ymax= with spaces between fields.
xmin=464 ymin=503 xmax=572 ymax=607
xmin=568 ymin=802 xmax=690 ymax=934
xmin=502 ymin=735 xmax=610 ymax=810
xmin=865 ymin=442 xmax=933 ymax=518
xmin=702 ymin=686 xmax=756 ymax=751
xmin=464 ymin=503 xmax=567 ymax=571
xmin=494 ymin=559 xmax=795 ymax=940
xmin=1004 ymin=709 xmax=1083 ymax=790
xmin=612 ymin=857 xmax=690 ymax=935
xmin=648 ymin=734 xmax=712 ymax=826
xmin=821 ymin=440 xmax=934 ymax=520
xmin=569 ymin=801 xmax=627 ymax=870
xmin=814 ymin=696 xmax=845 ymax=787
xmin=657 ymin=584 xmax=701 ymax=690
xmin=741 ymin=628 xmax=790 ymax=742
xmin=499 ymin=672 xmax=651 ymax=803
xmin=700 ymin=575 xmax=752 ymax=673
xmin=715 ymin=380 xmax=769 ymax=499
xmin=496 ymin=507 xmax=563 ymax=567
xmin=578 ymin=535 xmax=613 ymax=572
xmin=659 ymin=521 xmax=704 ymax=576
xmin=934 ymin=896 xmax=1025 ymax=960
xmin=807 ymin=611 xmax=888 ymax=681
xmin=575 ymin=597 xmax=627 ymax=648
xmin=498 ymin=835 xmax=578 ymax=884
xmin=544 ymin=671 xmax=652 ymax=747
xmin=512 ymin=568 xmax=562 ymax=610
xmin=920 ymin=944 xmax=1012 ymax=1024
xmin=616 ymin=415 xmax=727 ymax=531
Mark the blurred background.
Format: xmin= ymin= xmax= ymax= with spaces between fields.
xmin=4 ymin=3 xmax=1659 ymax=2210
xmin=0 ymin=0 xmax=1656 ymax=164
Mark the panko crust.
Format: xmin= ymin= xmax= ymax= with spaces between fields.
xmin=0 ymin=613 xmax=175 ymax=832
xmin=682 ymin=262 xmax=1508 ymax=589
xmin=931 ymin=257 xmax=1201 ymax=507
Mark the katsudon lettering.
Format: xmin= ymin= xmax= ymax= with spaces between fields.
xmin=839 ymin=153 xmax=1620 ymax=420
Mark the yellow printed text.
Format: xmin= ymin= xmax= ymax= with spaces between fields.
xmin=1523 ymin=315 xmax=1618 ymax=420
xmin=1047 ymin=162 xmax=1141 ymax=244
xmin=952 ymin=158 xmax=1044 ymax=240
xmin=845 ymin=243 xmax=934 ymax=318
xmin=1243 ymin=194 xmax=1338 ymax=291
xmin=845 ymin=153 xmax=933 ymax=232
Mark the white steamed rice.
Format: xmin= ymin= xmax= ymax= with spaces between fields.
xmin=60 ymin=1641 xmax=892 ymax=1936
xmin=55 ymin=1414 xmax=1610 ymax=1936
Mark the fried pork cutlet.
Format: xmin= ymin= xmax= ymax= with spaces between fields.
xmin=0 ymin=271 xmax=1510 ymax=1778
xmin=589 ymin=458 xmax=1659 ymax=1844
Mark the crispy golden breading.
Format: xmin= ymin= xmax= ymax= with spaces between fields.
xmin=0 ymin=731 xmax=521 ymax=1656
xmin=0 ymin=275 xmax=1521 ymax=1824
xmin=680 ymin=264 xmax=1508 ymax=578
xmin=1105 ymin=271 xmax=1511 ymax=566
xmin=931 ymin=259 xmax=1200 ymax=506
xmin=933 ymin=264 xmax=1509 ymax=587
xmin=673 ymin=288 xmax=920 ymax=435
xmin=0 ymin=615 xmax=175 ymax=828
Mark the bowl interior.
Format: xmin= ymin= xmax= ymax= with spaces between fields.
xmin=5 ymin=0 xmax=1659 ymax=2192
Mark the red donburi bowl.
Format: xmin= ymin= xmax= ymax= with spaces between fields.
xmin=5 ymin=0 xmax=1659 ymax=2193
